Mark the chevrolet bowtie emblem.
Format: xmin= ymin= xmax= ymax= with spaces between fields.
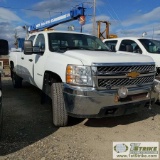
xmin=127 ymin=71 xmax=140 ymax=78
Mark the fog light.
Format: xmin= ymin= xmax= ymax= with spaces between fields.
xmin=154 ymin=83 xmax=160 ymax=93
xmin=118 ymin=87 xmax=128 ymax=98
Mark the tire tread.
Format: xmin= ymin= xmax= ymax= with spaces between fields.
xmin=51 ymin=83 xmax=68 ymax=126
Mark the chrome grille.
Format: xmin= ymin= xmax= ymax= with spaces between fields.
xmin=98 ymin=76 xmax=154 ymax=88
xmin=94 ymin=64 xmax=156 ymax=89
xmin=97 ymin=65 xmax=155 ymax=74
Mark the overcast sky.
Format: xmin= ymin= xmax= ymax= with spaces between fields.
xmin=0 ymin=0 xmax=160 ymax=47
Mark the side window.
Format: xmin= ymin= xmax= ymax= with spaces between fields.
xmin=28 ymin=35 xmax=36 ymax=42
xmin=34 ymin=34 xmax=45 ymax=50
xmin=73 ymin=40 xmax=83 ymax=47
xmin=119 ymin=40 xmax=142 ymax=53
xmin=104 ymin=40 xmax=117 ymax=51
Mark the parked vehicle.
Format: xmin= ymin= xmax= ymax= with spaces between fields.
xmin=8 ymin=30 xmax=160 ymax=126
xmin=0 ymin=39 xmax=9 ymax=138
xmin=103 ymin=37 xmax=160 ymax=75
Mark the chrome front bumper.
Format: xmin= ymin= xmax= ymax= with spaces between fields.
xmin=63 ymin=83 xmax=159 ymax=118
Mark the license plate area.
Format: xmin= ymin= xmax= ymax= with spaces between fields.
xmin=119 ymin=92 xmax=148 ymax=102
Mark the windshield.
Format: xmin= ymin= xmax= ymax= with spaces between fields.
xmin=48 ymin=32 xmax=110 ymax=52
xmin=139 ymin=39 xmax=160 ymax=53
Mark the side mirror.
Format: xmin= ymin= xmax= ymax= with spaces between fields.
xmin=0 ymin=39 xmax=9 ymax=55
xmin=24 ymin=40 xmax=33 ymax=55
xmin=24 ymin=40 xmax=44 ymax=55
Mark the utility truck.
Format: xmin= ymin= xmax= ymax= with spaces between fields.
xmin=9 ymin=30 xmax=160 ymax=126
xmin=103 ymin=37 xmax=160 ymax=75
xmin=9 ymin=5 xmax=160 ymax=126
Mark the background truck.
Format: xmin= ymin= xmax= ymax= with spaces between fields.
xmin=9 ymin=30 xmax=160 ymax=126
xmin=0 ymin=39 xmax=9 ymax=138
xmin=103 ymin=37 xmax=160 ymax=75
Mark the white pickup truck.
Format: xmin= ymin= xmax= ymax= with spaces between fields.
xmin=9 ymin=31 xmax=160 ymax=126
xmin=103 ymin=37 xmax=160 ymax=75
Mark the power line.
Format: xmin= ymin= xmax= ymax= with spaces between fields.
xmin=0 ymin=5 xmax=69 ymax=13
xmin=0 ymin=5 xmax=47 ymax=12
xmin=106 ymin=0 xmax=122 ymax=23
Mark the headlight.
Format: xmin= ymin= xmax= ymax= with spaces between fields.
xmin=66 ymin=65 xmax=93 ymax=86
xmin=118 ymin=86 xmax=128 ymax=98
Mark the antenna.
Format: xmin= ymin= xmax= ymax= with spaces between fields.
xmin=92 ymin=0 xmax=96 ymax=35
xmin=142 ymin=32 xmax=147 ymax=37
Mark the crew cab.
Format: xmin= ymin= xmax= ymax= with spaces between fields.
xmin=9 ymin=31 xmax=160 ymax=126
xmin=103 ymin=37 xmax=160 ymax=75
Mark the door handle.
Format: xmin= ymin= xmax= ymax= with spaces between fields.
xmin=21 ymin=57 xmax=24 ymax=60
xmin=29 ymin=59 xmax=33 ymax=62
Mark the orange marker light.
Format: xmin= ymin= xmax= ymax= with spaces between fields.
xmin=66 ymin=65 xmax=73 ymax=74
xmin=66 ymin=65 xmax=74 ymax=83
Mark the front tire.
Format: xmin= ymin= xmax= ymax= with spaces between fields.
xmin=51 ymin=83 xmax=68 ymax=127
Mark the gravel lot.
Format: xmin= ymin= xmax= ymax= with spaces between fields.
xmin=0 ymin=77 xmax=160 ymax=160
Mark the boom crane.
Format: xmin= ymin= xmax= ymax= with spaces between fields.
xmin=28 ymin=4 xmax=85 ymax=33
xmin=14 ymin=4 xmax=86 ymax=49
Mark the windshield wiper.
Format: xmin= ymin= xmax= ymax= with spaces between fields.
xmin=93 ymin=49 xmax=110 ymax=51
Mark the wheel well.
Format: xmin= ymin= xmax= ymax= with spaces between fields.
xmin=44 ymin=71 xmax=62 ymax=84
xmin=41 ymin=71 xmax=62 ymax=103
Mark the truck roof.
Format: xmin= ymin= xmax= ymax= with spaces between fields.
xmin=29 ymin=30 xmax=92 ymax=36
xmin=103 ymin=37 xmax=156 ymax=42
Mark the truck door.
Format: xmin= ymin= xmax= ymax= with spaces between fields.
xmin=21 ymin=35 xmax=36 ymax=84
xmin=32 ymin=34 xmax=46 ymax=89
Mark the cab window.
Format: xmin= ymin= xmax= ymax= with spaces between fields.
xmin=119 ymin=40 xmax=142 ymax=53
xmin=28 ymin=35 xmax=36 ymax=42
xmin=139 ymin=39 xmax=160 ymax=53
xmin=34 ymin=34 xmax=45 ymax=51
xmin=104 ymin=40 xmax=117 ymax=52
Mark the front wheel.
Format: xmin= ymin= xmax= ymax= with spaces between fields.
xmin=51 ymin=83 xmax=68 ymax=127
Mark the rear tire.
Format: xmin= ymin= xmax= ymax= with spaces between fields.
xmin=51 ymin=83 xmax=68 ymax=127
xmin=12 ymin=72 xmax=22 ymax=88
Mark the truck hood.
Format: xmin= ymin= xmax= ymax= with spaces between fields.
xmin=64 ymin=50 xmax=154 ymax=65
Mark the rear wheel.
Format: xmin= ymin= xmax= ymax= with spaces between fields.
xmin=12 ymin=72 xmax=22 ymax=88
xmin=51 ymin=83 xmax=68 ymax=126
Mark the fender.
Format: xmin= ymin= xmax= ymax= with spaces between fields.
xmin=38 ymin=52 xmax=83 ymax=89
xmin=9 ymin=52 xmax=18 ymax=72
